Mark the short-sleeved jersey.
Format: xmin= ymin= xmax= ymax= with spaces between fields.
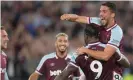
xmin=76 ymin=42 xmax=123 ymax=80
xmin=87 ymin=17 xmax=124 ymax=51
xmin=36 ymin=52 xmax=78 ymax=80
xmin=0 ymin=51 xmax=7 ymax=80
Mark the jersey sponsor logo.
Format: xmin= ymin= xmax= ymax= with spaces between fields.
xmin=0 ymin=68 xmax=6 ymax=73
xmin=50 ymin=63 xmax=55 ymax=67
xmin=50 ymin=70 xmax=62 ymax=76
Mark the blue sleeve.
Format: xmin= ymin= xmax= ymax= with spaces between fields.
xmin=108 ymin=26 xmax=123 ymax=48
xmin=88 ymin=17 xmax=101 ymax=26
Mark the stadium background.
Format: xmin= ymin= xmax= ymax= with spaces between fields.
xmin=1 ymin=1 xmax=133 ymax=80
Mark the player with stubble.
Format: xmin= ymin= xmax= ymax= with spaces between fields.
xmin=0 ymin=26 xmax=9 ymax=80
xmin=28 ymin=33 xmax=80 ymax=80
xmin=61 ymin=2 xmax=128 ymax=69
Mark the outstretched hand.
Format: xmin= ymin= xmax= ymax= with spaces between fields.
xmin=60 ymin=14 xmax=78 ymax=21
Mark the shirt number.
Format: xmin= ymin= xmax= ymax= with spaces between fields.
xmin=90 ymin=60 xmax=103 ymax=79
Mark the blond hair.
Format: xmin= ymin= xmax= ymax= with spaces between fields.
xmin=55 ymin=33 xmax=68 ymax=39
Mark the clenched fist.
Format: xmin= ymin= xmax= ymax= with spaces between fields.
xmin=60 ymin=14 xmax=78 ymax=21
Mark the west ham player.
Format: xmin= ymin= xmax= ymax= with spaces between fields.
xmin=76 ymin=24 xmax=129 ymax=80
xmin=61 ymin=2 xmax=125 ymax=62
xmin=54 ymin=24 xmax=130 ymax=80
xmin=0 ymin=26 xmax=9 ymax=80
xmin=28 ymin=33 xmax=80 ymax=80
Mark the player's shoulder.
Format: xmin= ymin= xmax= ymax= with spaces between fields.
xmin=97 ymin=42 xmax=106 ymax=48
xmin=86 ymin=42 xmax=102 ymax=48
xmin=1 ymin=51 xmax=7 ymax=57
xmin=41 ymin=52 xmax=56 ymax=61
xmin=66 ymin=54 xmax=74 ymax=60
xmin=111 ymin=24 xmax=123 ymax=34
xmin=66 ymin=53 xmax=76 ymax=63
xmin=66 ymin=54 xmax=72 ymax=59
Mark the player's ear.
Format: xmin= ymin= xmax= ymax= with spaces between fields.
xmin=55 ymin=41 xmax=57 ymax=47
xmin=111 ymin=13 xmax=115 ymax=18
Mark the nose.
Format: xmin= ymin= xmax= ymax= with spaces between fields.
xmin=99 ymin=12 xmax=103 ymax=18
xmin=61 ymin=42 xmax=65 ymax=45
xmin=6 ymin=36 xmax=9 ymax=41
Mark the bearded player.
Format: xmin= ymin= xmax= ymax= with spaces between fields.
xmin=61 ymin=2 xmax=125 ymax=63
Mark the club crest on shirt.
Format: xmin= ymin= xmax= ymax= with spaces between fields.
xmin=50 ymin=63 xmax=55 ymax=67
xmin=85 ymin=56 xmax=89 ymax=60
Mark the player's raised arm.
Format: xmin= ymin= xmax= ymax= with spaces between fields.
xmin=60 ymin=14 xmax=101 ymax=25
xmin=60 ymin=14 xmax=88 ymax=24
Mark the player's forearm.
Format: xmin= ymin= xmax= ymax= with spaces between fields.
xmin=84 ymin=49 xmax=112 ymax=61
xmin=28 ymin=72 xmax=39 ymax=80
xmin=117 ymin=54 xmax=130 ymax=68
xmin=61 ymin=14 xmax=88 ymax=24
xmin=74 ymin=16 xmax=88 ymax=24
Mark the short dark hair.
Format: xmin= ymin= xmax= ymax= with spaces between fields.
xmin=84 ymin=23 xmax=99 ymax=39
xmin=102 ymin=2 xmax=116 ymax=13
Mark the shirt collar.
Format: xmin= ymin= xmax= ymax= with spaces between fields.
xmin=85 ymin=42 xmax=101 ymax=48
xmin=1 ymin=51 xmax=7 ymax=56
xmin=106 ymin=23 xmax=117 ymax=31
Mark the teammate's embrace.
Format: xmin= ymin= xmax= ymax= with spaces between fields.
xmin=54 ymin=23 xmax=130 ymax=80
xmin=76 ymin=24 xmax=129 ymax=80
xmin=61 ymin=2 xmax=125 ymax=62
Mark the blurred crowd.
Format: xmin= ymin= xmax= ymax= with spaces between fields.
xmin=1 ymin=1 xmax=133 ymax=80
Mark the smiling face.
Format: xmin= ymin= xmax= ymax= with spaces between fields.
xmin=99 ymin=5 xmax=115 ymax=27
xmin=55 ymin=35 xmax=69 ymax=53
xmin=1 ymin=29 xmax=9 ymax=50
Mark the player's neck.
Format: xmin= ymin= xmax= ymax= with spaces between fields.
xmin=88 ymin=38 xmax=99 ymax=44
xmin=107 ymin=19 xmax=115 ymax=29
xmin=56 ymin=51 xmax=67 ymax=58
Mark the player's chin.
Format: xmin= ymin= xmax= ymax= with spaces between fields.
xmin=4 ymin=45 xmax=8 ymax=49
xmin=2 ymin=46 xmax=7 ymax=49
xmin=60 ymin=49 xmax=66 ymax=52
xmin=101 ymin=22 xmax=107 ymax=26
xmin=59 ymin=49 xmax=66 ymax=52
